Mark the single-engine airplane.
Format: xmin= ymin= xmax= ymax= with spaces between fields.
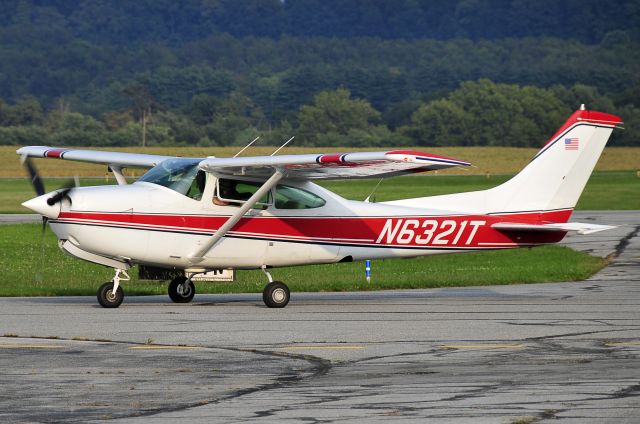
xmin=18 ymin=106 xmax=622 ymax=308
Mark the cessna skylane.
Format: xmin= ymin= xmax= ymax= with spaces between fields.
xmin=18 ymin=107 xmax=622 ymax=308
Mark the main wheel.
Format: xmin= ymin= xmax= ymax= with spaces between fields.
xmin=97 ymin=282 xmax=124 ymax=308
xmin=262 ymin=281 xmax=290 ymax=308
xmin=168 ymin=276 xmax=196 ymax=303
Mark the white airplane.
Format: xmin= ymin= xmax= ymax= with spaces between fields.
xmin=18 ymin=107 xmax=622 ymax=309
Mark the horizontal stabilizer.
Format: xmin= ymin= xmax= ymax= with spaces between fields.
xmin=492 ymin=222 xmax=616 ymax=235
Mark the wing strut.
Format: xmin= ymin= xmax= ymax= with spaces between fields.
xmin=109 ymin=165 xmax=128 ymax=185
xmin=188 ymin=170 xmax=284 ymax=263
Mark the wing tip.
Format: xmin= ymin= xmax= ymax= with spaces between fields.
xmin=385 ymin=150 xmax=470 ymax=167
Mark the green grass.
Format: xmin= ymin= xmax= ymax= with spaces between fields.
xmin=2 ymin=171 xmax=639 ymax=213
xmin=574 ymin=172 xmax=640 ymax=210
xmin=0 ymin=223 xmax=607 ymax=297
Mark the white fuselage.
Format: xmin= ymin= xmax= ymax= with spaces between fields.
xmin=47 ymin=181 xmax=443 ymax=270
xmin=45 ymin=177 xmax=567 ymax=272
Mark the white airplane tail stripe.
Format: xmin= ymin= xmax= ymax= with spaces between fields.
xmin=387 ymin=108 xmax=623 ymax=222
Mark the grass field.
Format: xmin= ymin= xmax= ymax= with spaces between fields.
xmin=1 ymin=170 xmax=638 ymax=213
xmin=0 ymin=224 xmax=606 ymax=297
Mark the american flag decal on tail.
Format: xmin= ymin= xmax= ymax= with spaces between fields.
xmin=564 ymin=138 xmax=579 ymax=150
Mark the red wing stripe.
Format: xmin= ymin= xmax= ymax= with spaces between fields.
xmin=317 ymin=154 xmax=345 ymax=164
xmin=44 ymin=149 xmax=71 ymax=158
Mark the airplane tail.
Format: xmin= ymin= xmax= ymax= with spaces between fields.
xmin=387 ymin=107 xmax=623 ymax=223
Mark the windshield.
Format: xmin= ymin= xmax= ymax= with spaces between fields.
xmin=137 ymin=158 xmax=202 ymax=196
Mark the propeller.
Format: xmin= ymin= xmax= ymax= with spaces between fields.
xmin=21 ymin=156 xmax=48 ymax=282
xmin=34 ymin=213 xmax=48 ymax=283
xmin=21 ymin=156 xmax=45 ymax=197
xmin=20 ymin=154 xmax=78 ymax=282
xmin=21 ymin=154 xmax=77 ymax=206
xmin=46 ymin=184 xmax=74 ymax=206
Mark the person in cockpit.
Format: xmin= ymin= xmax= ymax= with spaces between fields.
xmin=213 ymin=179 xmax=250 ymax=206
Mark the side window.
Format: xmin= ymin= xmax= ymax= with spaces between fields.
xmin=215 ymin=179 xmax=271 ymax=207
xmin=185 ymin=171 xmax=206 ymax=201
xmin=275 ymin=185 xmax=326 ymax=209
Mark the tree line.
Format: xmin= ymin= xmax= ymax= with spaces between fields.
xmin=4 ymin=0 xmax=638 ymax=44
xmin=0 ymin=1 xmax=637 ymax=148
xmin=1 ymin=80 xmax=637 ymax=148
xmin=2 ymin=34 xmax=638 ymax=121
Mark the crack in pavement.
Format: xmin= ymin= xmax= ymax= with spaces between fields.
xmin=0 ymin=336 xmax=332 ymax=423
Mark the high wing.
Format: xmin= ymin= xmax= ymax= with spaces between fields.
xmin=16 ymin=146 xmax=174 ymax=168
xmin=16 ymin=146 xmax=470 ymax=180
xmin=199 ymin=150 xmax=470 ymax=180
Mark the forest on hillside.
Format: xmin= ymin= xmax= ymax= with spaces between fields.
xmin=0 ymin=0 xmax=638 ymax=148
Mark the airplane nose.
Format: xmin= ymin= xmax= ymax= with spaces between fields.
xmin=22 ymin=193 xmax=61 ymax=219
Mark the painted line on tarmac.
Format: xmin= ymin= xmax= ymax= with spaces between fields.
xmin=129 ymin=345 xmax=202 ymax=350
xmin=284 ymin=345 xmax=366 ymax=350
xmin=605 ymin=341 xmax=640 ymax=347
xmin=438 ymin=343 xmax=525 ymax=350
xmin=0 ymin=344 xmax=66 ymax=349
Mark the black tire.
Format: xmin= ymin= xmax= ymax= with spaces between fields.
xmin=168 ymin=277 xmax=196 ymax=303
xmin=97 ymin=282 xmax=124 ymax=308
xmin=263 ymin=281 xmax=290 ymax=308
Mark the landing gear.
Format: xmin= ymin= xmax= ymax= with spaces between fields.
xmin=97 ymin=282 xmax=123 ymax=308
xmin=168 ymin=276 xmax=196 ymax=303
xmin=263 ymin=281 xmax=290 ymax=308
xmin=261 ymin=267 xmax=290 ymax=308
xmin=97 ymin=269 xmax=129 ymax=308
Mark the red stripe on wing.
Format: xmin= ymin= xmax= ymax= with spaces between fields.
xmin=317 ymin=154 xmax=344 ymax=164
xmin=44 ymin=149 xmax=71 ymax=158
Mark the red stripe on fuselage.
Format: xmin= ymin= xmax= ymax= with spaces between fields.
xmin=488 ymin=209 xmax=572 ymax=223
xmin=57 ymin=209 xmax=570 ymax=248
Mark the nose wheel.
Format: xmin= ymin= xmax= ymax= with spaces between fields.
xmin=97 ymin=268 xmax=128 ymax=308
xmin=168 ymin=276 xmax=196 ymax=303
xmin=97 ymin=282 xmax=124 ymax=308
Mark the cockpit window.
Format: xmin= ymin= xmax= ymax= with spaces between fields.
xmin=137 ymin=158 xmax=202 ymax=197
xmin=215 ymin=179 xmax=271 ymax=207
xmin=274 ymin=185 xmax=326 ymax=209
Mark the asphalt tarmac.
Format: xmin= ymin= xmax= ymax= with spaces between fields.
xmin=0 ymin=211 xmax=638 ymax=423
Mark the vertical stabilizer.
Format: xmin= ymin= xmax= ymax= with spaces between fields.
xmin=387 ymin=109 xmax=623 ymax=222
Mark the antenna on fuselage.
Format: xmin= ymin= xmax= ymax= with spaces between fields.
xmin=364 ymin=178 xmax=384 ymax=203
xmin=233 ymin=136 xmax=260 ymax=158
xmin=270 ymin=136 xmax=295 ymax=156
